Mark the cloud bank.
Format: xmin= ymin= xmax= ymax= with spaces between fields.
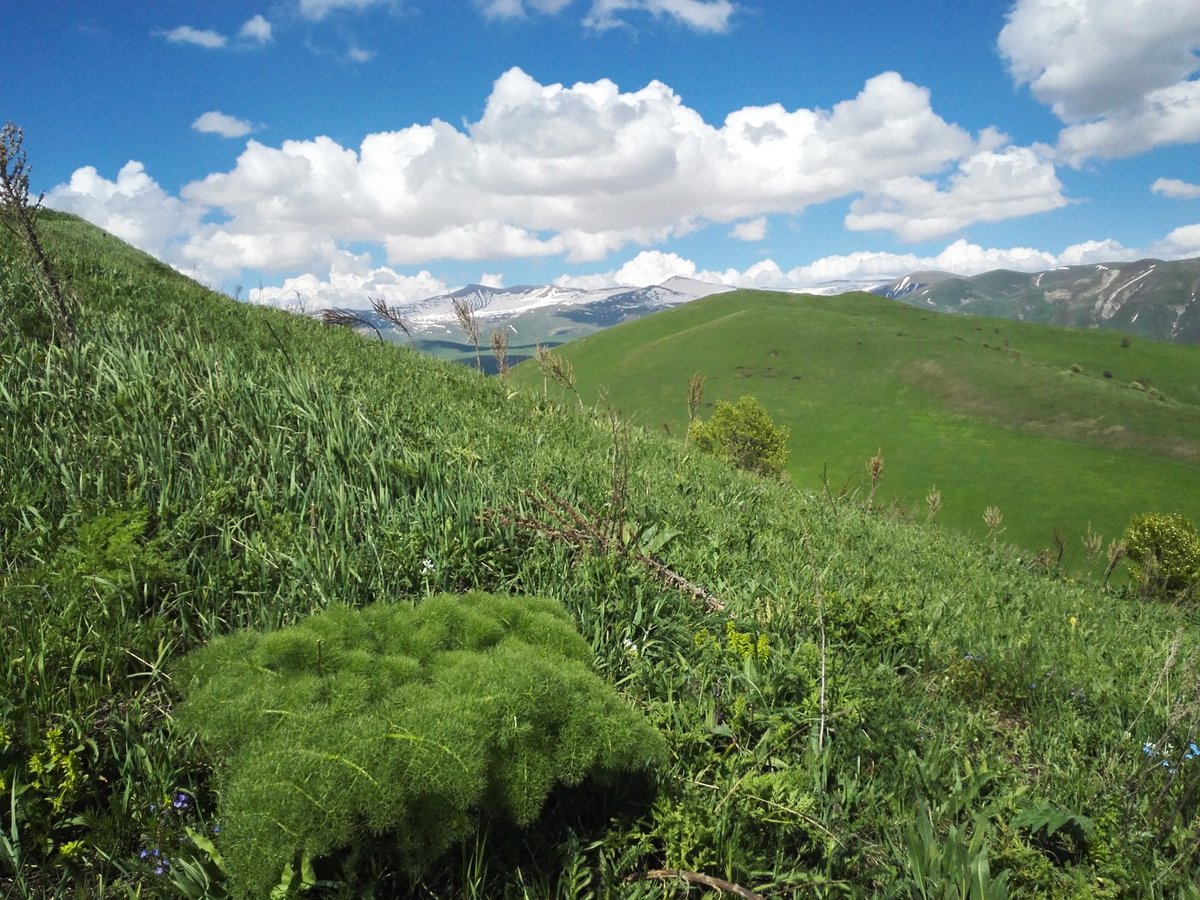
xmin=50 ymin=67 xmax=1065 ymax=284
xmin=999 ymin=0 xmax=1200 ymax=163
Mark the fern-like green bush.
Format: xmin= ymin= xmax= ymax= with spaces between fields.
xmin=688 ymin=394 xmax=790 ymax=480
xmin=1123 ymin=513 xmax=1200 ymax=600
xmin=173 ymin=592 xmax=667 ymax=897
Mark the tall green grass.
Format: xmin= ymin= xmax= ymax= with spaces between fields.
xmin=3 ymin=214 xmax=1200 ymax=896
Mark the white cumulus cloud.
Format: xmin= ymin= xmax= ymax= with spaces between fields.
xmin=845 ymin=145 xmax=1067 ymax=241
xmin=553 ymin=235 xmax=1180 ymax=295
xmin=44 ymin=162 xmax=208 ymax=273
xmin=478 ymin=0 xmax=574 ymax=18
xmin=999 ymin=0 xmax=1200 ymax=163
xmin=249 ymin=253 xmax=450 ymax=310
xmin=160 ymin=17 xmax=274 ymax=50
xmin=585 ymin=0 xmax=738 ymax=32
xmin=192 ymin=111 xmax=258 ymax=139
xmin=165 ymin=67 xmax=994 ymax=276
xmin=160 ymin=25 xmax=228 ymax=49
xmin=46 ymin=68 xmax=1081 ymax=289
xmin=1151 ymin=223 xmax=1200 ymax=258
xmin=238 ymin=15 xmax=273 ymax=43
xmin=476 ymin=0 xmax=737 ymax=30
xmin=1152 ymin=177 xmax=1200 ymax=200
xmin=729 ymin=217 xmax=767 ymax=241
xmin=297 ymin=0 xmax=390 ymax=21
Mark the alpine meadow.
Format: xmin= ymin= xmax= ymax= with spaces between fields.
xmin=5 ymin=117 xmax=1200 ymax=900
xmin=509 ymin=288 xmax=1200 ymax=574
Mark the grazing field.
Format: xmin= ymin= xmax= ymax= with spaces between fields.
xmin=511 ymin=289 xmax=1200 ymax=572
xmin=4 ymin=213 xmax=1200 ymax=897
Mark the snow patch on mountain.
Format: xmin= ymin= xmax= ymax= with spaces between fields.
xmin=398 ymin=277 xmax=734 ymax=331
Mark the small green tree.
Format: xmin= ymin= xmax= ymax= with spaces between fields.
xmin=688 ymin=394 xmax=790 ymax=480
xmin=1123 ymin=513 xmax=1200 ymax=601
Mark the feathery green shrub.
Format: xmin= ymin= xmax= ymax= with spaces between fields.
xmin=173 ymin=592 xmax=667 ymax=897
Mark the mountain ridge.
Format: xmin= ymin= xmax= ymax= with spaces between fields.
xmin=872 ymin=256 xmax=1200 ymax=342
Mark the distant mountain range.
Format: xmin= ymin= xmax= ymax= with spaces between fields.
xmin=336 ymin=276 xmax=733 ymax=360
xmin=870 ymin=257 xmax=1200 ymax=343
xmin=402 ymin=275 xmax=733 ymax=333
xmin=332 ymin=257 xmax=1200 ymax=349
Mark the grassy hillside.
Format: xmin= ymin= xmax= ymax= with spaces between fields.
xmin=4 ymin=213 xmax=1200 ymax=897
xmin=513 ymin=288 xmax=1200 ymax=572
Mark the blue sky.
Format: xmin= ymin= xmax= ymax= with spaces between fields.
xmin=6 ymin=0 xmax=1200 ymax=306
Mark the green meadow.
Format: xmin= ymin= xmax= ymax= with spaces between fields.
xmin=4 ymin=210 xmax=1200 ymax=897
xmin=513 ymin=289 xmax=1200 ymax=571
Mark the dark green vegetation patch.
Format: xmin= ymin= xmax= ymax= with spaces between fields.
xmin=175 ymin=593 xmax=666 ymax=898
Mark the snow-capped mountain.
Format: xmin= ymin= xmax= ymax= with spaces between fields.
xmin=401 ymin=275 xmax=733 ymax=330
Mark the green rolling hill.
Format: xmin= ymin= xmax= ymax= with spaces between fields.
xmin=513 ymin=288 xmax=1200 ymax=570
xmin=5 ymin=210 xmax=1200 ymax=896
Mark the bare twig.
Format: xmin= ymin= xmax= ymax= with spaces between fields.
xmin=643 ymin=869 xmax=765 ymax=900
xmin=485 ymin=486 xmax=726 ymax=613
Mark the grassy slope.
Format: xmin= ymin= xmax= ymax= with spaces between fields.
xmin=515 ymin=289 xmax=1200 ymax=570
xmin=3 ymin=214 xmax=1200 ymax=896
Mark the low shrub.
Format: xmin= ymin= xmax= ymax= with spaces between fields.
xmin=1123 ymin=513 xmax=1200 ymax=601
xmin=173 ymin=592 xmax=667 ymax=898
xmin=688 ymin=394 xmax=790 ymax=480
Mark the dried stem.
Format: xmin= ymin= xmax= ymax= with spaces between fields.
xmin=0 ymin=122 xmax=75 ymax=344
xmin=485 ymin=485 xmax=726 ymax=613
xmin=642 ymin=869 xmax=765 ymax=900
xmin=685 ymin=372 xmax=705 ymax=447
xmin=865 ymin=448 xmax=884 ymax=509
xmin=320 ymin=307 xmax=382 ymax=343
xmin=369 ymin=296 xmax=413 ymax=343
xmin=453 ymin=296 xmax=482 ymax=369
xmin=801 ymin=533 xmax=828 ymax=752
xmin=534 ymin=341 xmax=581 ymax=407
xmin=490 ymin=326 xmax=509 ymax=375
